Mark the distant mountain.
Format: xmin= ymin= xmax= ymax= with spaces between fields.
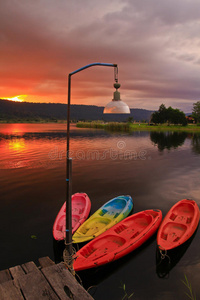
xmin=0 ymin=99 xmax=154 ymax=122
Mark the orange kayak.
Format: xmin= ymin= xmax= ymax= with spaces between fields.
xmin=53 ymin=193 xmax=91 ymax=241
xmin=157 ymin=199 xmax=200 ymax=251
xmin=73 ymin=209 xmax=162 ymax=271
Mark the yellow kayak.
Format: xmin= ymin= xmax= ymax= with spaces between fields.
xmin=72 ymin=195 xmax=133 ymax=243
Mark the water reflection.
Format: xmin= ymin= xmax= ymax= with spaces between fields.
xmin=1 ymin=124 xmax=200 ymax=300
xmin=150 ymin=131 xmax=187 ymax=151
xmin=156 ymin=231 xmax=197 ymax=278
xmin=190 ymin=133 xmax=200 ymax=154
xmin=8 ymin=138 xmax=26 ymax=151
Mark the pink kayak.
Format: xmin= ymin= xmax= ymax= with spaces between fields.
xmin=53 ymin=193 xmax=91 ymax=241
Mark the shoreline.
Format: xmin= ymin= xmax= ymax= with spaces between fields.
xmin=76 ymin=121 xmax=200 ymax=132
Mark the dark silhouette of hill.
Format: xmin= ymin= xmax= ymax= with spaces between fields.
xmin=0 ymin=99 xmax=153 ymax=122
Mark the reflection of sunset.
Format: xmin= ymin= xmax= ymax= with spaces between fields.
xmin=10 ymin=124 xmax=26 ymax=135
xmin=8 ymin=139 xmax=26 ymax=152
xmin=1 ymin=95 xmax=27 ymax=102
xmin=0 ymin=123 xmax=27 ymax=135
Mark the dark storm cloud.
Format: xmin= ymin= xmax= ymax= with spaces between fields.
xmin=0 ymin=0 xmax=200 ymax=111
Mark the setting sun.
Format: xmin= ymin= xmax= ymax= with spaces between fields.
xmin=1 ymin=95 xmax=27 ymax=102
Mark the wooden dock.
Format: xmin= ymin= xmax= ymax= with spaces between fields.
xmin=0 ymin=257 xmax=93 ymax=300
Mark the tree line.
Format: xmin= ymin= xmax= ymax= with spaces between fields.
xmin=192 ymin=101 xmax=200 ymax=123
xmin=150 ymin=101 xmax=200 ymax=125
xmin=151 ymin=104 xmax=187 ymax=125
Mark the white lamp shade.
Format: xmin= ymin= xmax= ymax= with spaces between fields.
xmin=103 ymin=100 xmax=130 ymax=114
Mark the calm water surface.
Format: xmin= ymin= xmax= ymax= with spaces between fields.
xmin=0 ymin=123 xmax=200 ymax=300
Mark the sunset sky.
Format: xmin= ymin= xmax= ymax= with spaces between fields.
xmin=1 ymin=0 xmax=200 ymax=112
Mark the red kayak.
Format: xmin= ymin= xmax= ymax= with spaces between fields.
xmin=53 ymin=193 xmax=91 ymax=241
xmin=73 ymin=209 xmax=162 ymax=271
xmin=157 ymin=199 xmax=200 ymax=251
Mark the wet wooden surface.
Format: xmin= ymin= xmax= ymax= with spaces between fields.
xmin=0 ymin=257 xmax=93 ymax=300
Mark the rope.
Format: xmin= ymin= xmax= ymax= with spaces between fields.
xmin=74 ymin=272 xmax=83 ymax=285
xmin=63 ymin=241 xmax=77 ymax=276
xmin=159 ymin=248 xmax=171 ymax=264
xmin=156 ymin=247 xmax=172 ymax=278
xmin=87 ymin=285 xmax=98 ymax=296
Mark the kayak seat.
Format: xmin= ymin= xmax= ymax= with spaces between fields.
xmin=161 ymin=222 xmax=187 ymax=243
xmin=134 ymin=214 xmax=153 ymax=228
xmin=172 ymin=203 xmax=194 ymax=221
xmin=79 ymin=235 xmax=126 ymax=259
xmin=93 ymin=234 xmax=126 ymax=248
xmin=78 ymin=217 xmax=111 ymax=235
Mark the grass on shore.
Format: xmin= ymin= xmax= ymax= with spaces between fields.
xmin=76 ymin=121 xmax=200 ymax=132
xmin=76 ymin=121 xmax=131 ymax=131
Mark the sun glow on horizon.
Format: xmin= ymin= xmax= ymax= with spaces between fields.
xmin=1 ymin=95 xmax=27 ymax=102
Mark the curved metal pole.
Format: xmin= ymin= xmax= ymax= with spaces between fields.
xmin=69 ymin=62 xmax=117 ymax=76
xmin=65 ymin=62 xmax=118 ymax=270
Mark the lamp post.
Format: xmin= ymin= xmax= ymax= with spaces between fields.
xmin=65 ymin=62 xmax=130 ymax=271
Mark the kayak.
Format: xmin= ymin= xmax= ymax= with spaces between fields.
xmin=53 ymin=193 xmax=91 ymax=241
xmin=72 ymin=195 xmax=133 ymax=244
xmin=157 ymin=199 xmax=200 ymax=251
xmin=73 ymin=209 xmax=162 ymax=271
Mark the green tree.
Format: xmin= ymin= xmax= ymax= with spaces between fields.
xmin=127 ymin=116 xmax=134 ymax=123
xmin=192 ymin=101 xmax=200 ymax=123
xmin=151 ymin=104 xmax=187 ymax=125
xmin=158 ymin=104 xmax=168 ymax=123
xmin=167 ymin=107 xmax=187 ymax=125
xmin=151 ymin=104 xmax=168 ymax=124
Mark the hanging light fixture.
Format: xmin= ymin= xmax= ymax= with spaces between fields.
xmin=103 ymin=65 xmax=130 ymax=114
xmin=103 ymin=82 xmax=130 ymax=114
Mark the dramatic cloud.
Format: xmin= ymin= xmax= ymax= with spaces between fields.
xmin=1 ymin=0 xmax=200 ymax=112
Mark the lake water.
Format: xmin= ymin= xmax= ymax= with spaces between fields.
xmin=0 ymin=123 xmax=200 ymax=299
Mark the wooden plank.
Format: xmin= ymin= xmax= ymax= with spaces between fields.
xmin=10 ymin=262 xmax=59 ymax=300
xmin=9 ymin=265 xmax=26 ymax=291
xmin=9 ymin=265 xmax=25 ymax=278
xmin=0 ymin=258 xmax=93 ymax=300
xmin=39 ymin=257 xmax=55 ymax=269
xmin=21 ymin=261 xmax=40 ymax=274
xmin=0 ymin=280 xmax=24 ymax=300
xmin=0 ymin=269 xmax=12 ymax=284
xmin=42 ymin=262 xmax=94 ymax=300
